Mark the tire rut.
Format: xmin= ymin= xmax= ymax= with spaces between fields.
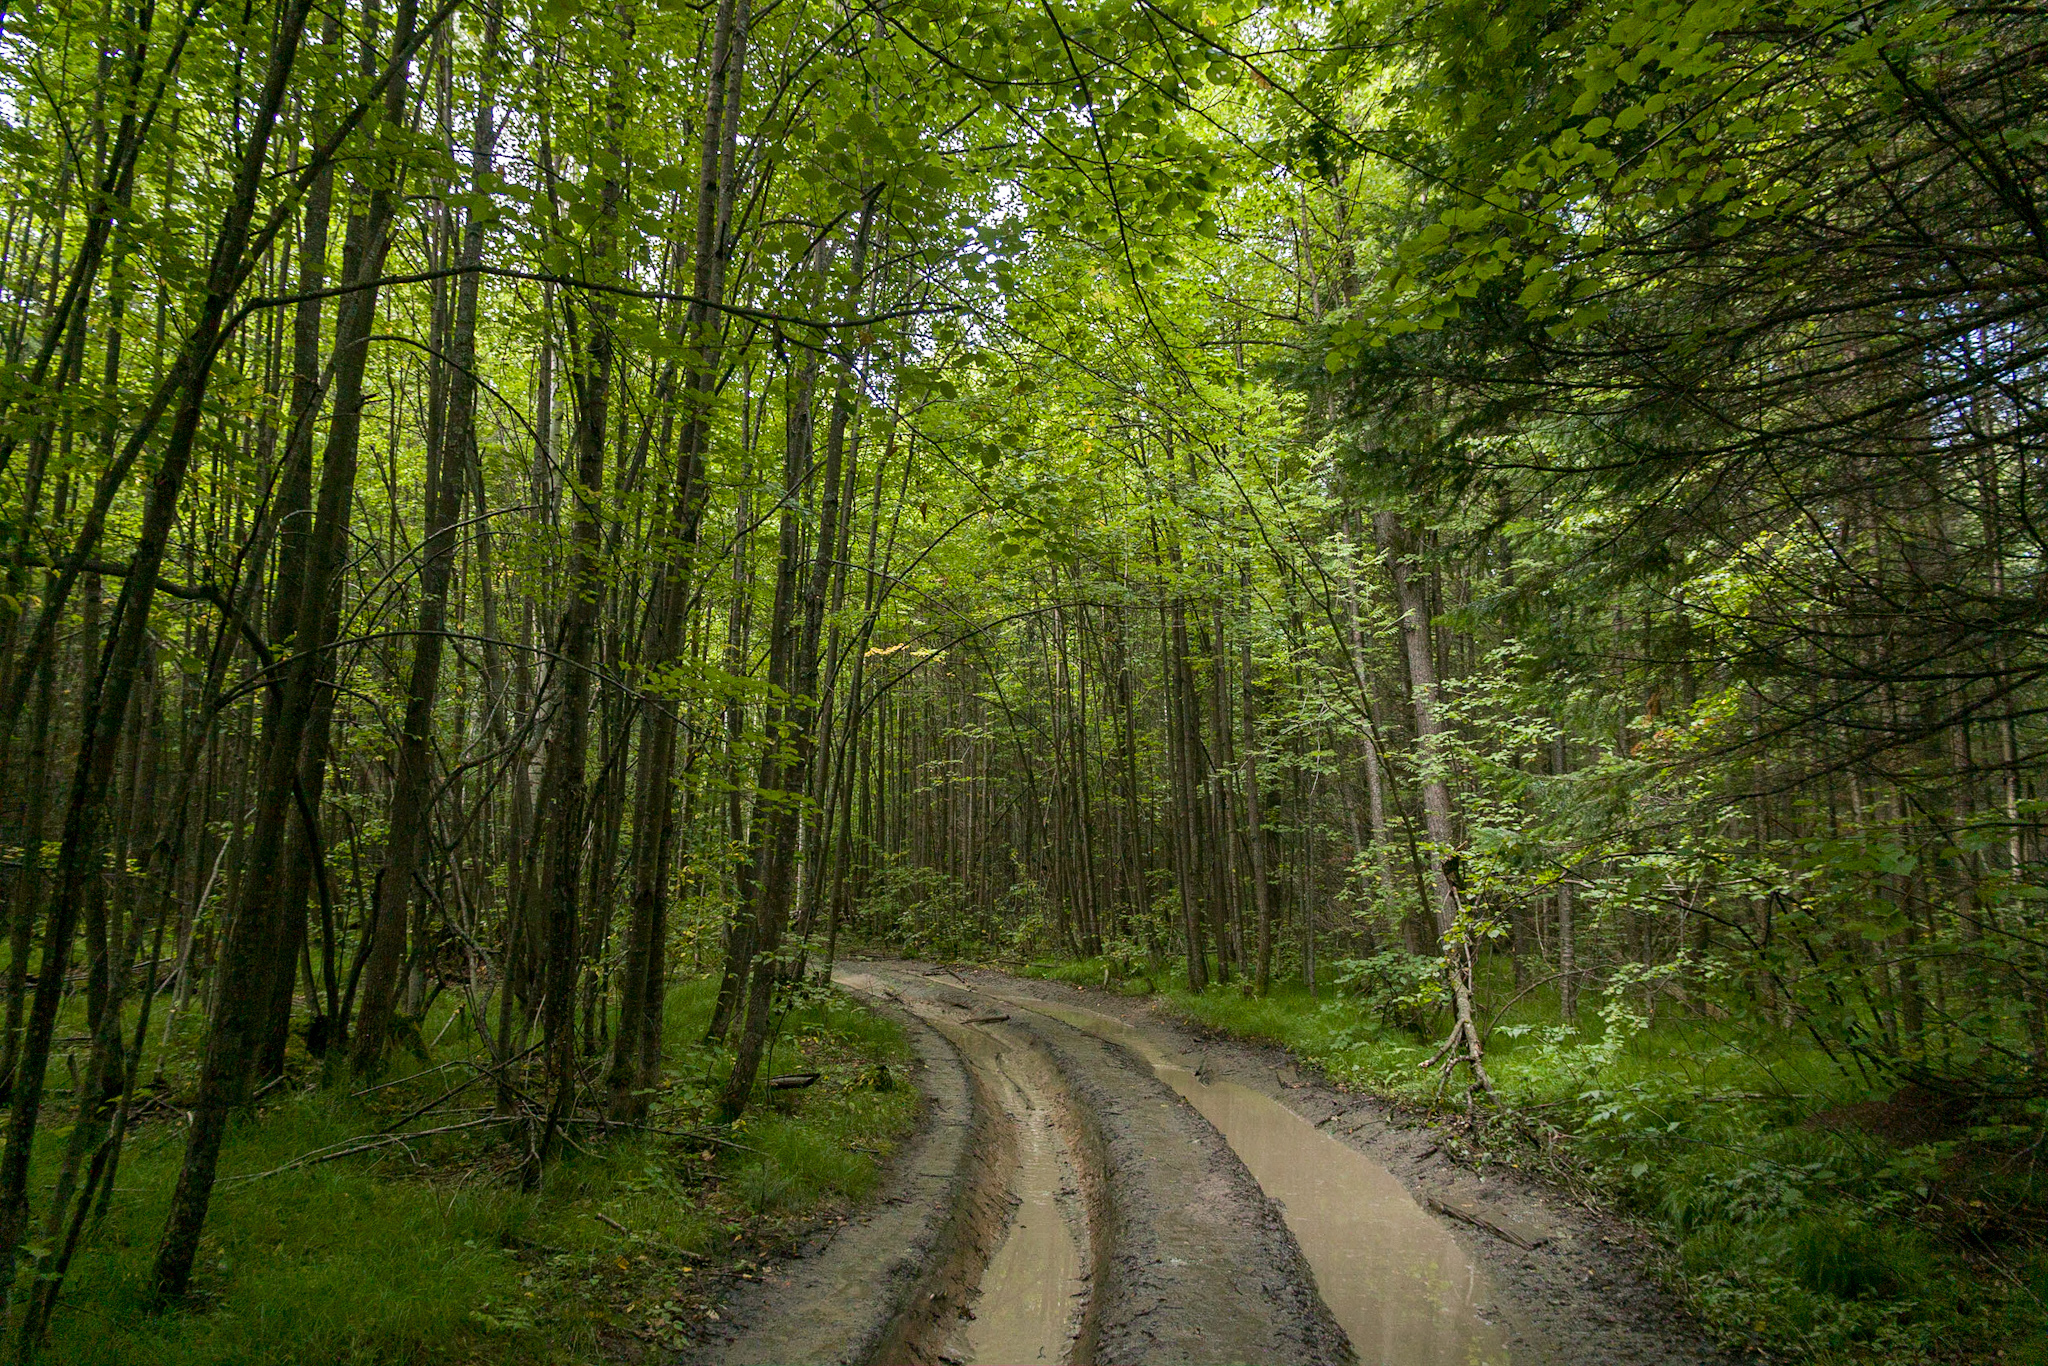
xmin=842 ymin=969 xmax=1096 ymax=1365
xmin=686 ymin=995 xmax=991 ymax=1366
xmin=960 ymin=965 xmax=1736 ymax=1366
xmin=851 ymin=963 xmax=1354 ymax=1366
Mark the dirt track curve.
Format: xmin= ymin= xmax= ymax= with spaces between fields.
xmin=683 ymin=962 xmax=1733 ymax=1366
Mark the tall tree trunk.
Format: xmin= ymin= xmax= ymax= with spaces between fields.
xmin=528 ymin=21 xmax=630 ymax=1175
xmin=1374 ymin=512 xmax=1493 ymax=1097
xmin=1552 ymin=734 xmax=1578 ymax=1023
xmin=610 ymin=0 xmax=749 ymax=1112
xmin=1242 ymin=638 xmax=1274 ymax=995
xmin=792 ymin=257 xmax=873 ymax=948
xmin=1166 ymin=597 xmax=1208 ymax=991
xmin=715 ymin=340 xmax=818 ymax=1120
xmin=149 ymin=0 xmax=417 ymax=1297
xmin=246 ymin=8 xmax=345 ymax=1080
xmin=353 ymin=10 xmax=502 ymax=1072
xmin=719 ymin=213 xmax=870 ymax=1118
xmin=1341 ymin=523 xmax=1412 ymax=948
xmin=0 ymin=652 xmax=56 ymax=1101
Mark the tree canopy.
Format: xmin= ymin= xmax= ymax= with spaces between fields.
xmin=0 ymin=0 xmax=2041 ymax=1355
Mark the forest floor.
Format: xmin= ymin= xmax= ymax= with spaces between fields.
xmin=40 ymin=958 xmax=2042 ymax=1364
xmin=38 ymin=976 xmax=921 ymax=1366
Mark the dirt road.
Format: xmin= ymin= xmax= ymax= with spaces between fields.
xmin=686 ymin=962 xmax=1729 ymax=1366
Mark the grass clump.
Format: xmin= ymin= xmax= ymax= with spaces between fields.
xmin=1016 ymin=953 xmax=1167 ymax=995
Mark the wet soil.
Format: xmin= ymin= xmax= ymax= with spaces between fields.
xmin=921 ymin=1006 xmax=1091 ymax=1364
xmin=998 ymin=990 xmax=1514 ymax=1363
xmin=963 ymin=966 xmax=1736 ymax=1366
xmin=841 ymin=968 xmax=1092 ymax=1365
xmin=685 ymin=961 xmax=1732 ymax=1366
xmin=850 ymin=965 xmax=1351 ymax=1366
xmin=684 ymin=996 xmax=995 ymax=1366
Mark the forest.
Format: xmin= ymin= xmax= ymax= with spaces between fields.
xmin=0 ymin=0 xmax=2041 ymax=1359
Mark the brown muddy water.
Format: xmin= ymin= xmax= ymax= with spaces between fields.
xmin=837 ymin=970 xmax=1091 ymax=1365
xmin=1002 ymin=995 xmax=1519 ymax=1366
xmin=947 ymin=1042 xmax=1088 ymax=1365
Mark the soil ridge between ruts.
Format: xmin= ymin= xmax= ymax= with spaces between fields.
xmin=859 ymin=961 xmax=1355 ymax=1366
xmin=953 ymin=961 xmax=1738 ymax=1366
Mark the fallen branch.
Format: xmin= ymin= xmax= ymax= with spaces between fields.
xmin=351 ymin=1059 xmax=469 ymax=1099
xmin=556 ymin=1116 xmax=770 ymax=1156
xmin=378 ymin=1072 xmax=486 ymax=1135
xmin=224 ymin=1116 xmax=510 ymax=1183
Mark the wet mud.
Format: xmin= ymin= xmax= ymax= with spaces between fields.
xmin=853 ymin=964 xmax=1352 ymax=1366
xmin=938 ymin=1029 xmax=1089 ymax=1364
xmin=838 ymin=969 xmax=1094 ymax=1366
xmin=685 ymin=996 xmax=989 ymax=1366
xmin=965 ymin=967 xmax=1735 ymax=1366
xmin=688 ymin=961 xmax=1730 ymax=1366
xmin=1005 ymin=993 xmax=1516 ymax=1364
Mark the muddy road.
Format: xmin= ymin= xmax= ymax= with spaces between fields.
xmin=686 ymin=963 xmax=1730 ymax=1366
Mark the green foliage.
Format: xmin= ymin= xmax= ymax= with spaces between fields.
xmin=3 ymin=0 xmax=2040 ymax=1350
xmin=1328 ymin=952 xmax=1444 ymax=1035
xmin=860 ymin=860 xmax=979 ymax=960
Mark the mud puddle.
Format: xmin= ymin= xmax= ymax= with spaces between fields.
xmin=994 ymin=994 xmax=1518 ymax=1366
xmin=947 ymin=1043 xmax=1088 ymax=1365
xmin=837 ymin=970 xmax=1091 ymax=1365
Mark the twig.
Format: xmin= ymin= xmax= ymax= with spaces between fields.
xmin=251 ymin=1073 xmax=293 ymax=1104
xmin=223 ymin=1116 xmax=509 ymax=1183
xmin=556 ymin=1116 xmax=770 ymax=1156
xmin=351 ymin=1059 xmax=467 ymax=1098
xmin=378 ymin=1072 xmax=485 ymax=1135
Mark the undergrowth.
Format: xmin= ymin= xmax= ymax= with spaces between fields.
xmin=35 ymin=974 xmax=917 ymax=1365
xmin=1009 ymin=951 xmax=2048 ymax=1366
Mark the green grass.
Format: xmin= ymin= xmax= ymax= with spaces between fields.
xmin=32 ymin=974 xmax=919 ymax=1365
xmin=1015 ymin=954 xmax=1167 ymax=994
xmin=1004 ymin=950 xmax=2048 ymax=1366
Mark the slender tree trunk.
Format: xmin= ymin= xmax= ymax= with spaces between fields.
xmin=1165 ymin=597 xmax=1208 ymax=991
xmin=1241 ymin=639 xmax=1274 ymax=995
xmin=528 ymin=24 xmax=629 ymax=1175
xmin=611 ymin=0 xmax=749 ymax=1109
xmin=716 ymin=340 xmax=819 ymax=1120
xmin=1552 ymin=735 xmax=1578 ymax=1023
xmin=0 ymin=2 xmax=254 ymax=1294
xmin=1374 ymin=512 xmax=1493 ymax=1096
xmin=0 ymin=653 xmax=56 ymax=1100
xmin=149 ymin=0 xmax=416 ymax=1297
xmin=720 ymin=215 xmax=870 ymax=1118
xmin=353 ymin=12 xmax=501 ymax=1072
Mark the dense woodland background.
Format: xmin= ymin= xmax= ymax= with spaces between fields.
xmin=0 ymin=0 xmax=2042 ymax=1356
